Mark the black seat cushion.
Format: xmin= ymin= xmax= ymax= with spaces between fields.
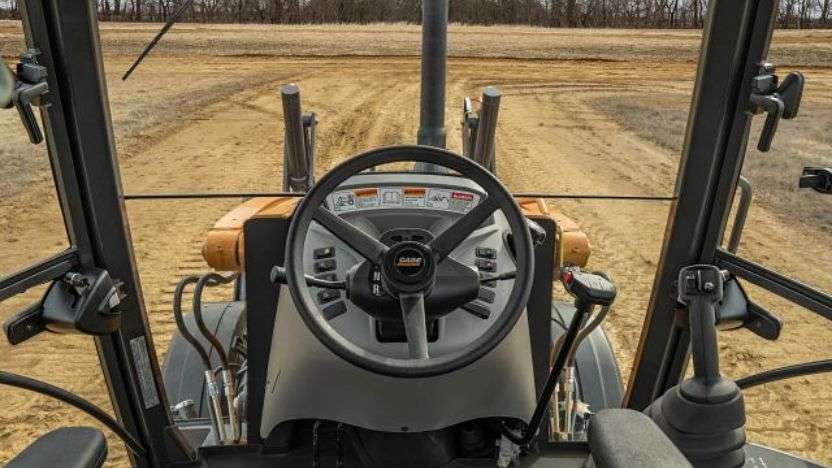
xmin=7 ymin=427 xmax=107 ymax=468
xmin=587 ymin=409 xmax=691 ymax=468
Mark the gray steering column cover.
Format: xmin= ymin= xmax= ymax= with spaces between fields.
xmin=261 ymin=288 xmax=537 ymax=436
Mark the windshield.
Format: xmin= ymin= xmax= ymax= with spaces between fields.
xmin=0 ymin=18 xmax=830 ymax=465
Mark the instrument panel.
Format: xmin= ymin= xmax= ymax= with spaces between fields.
xmin=302 ymin=175 xmax=513 ymax=358
xmin=327 ymin=186 xmax=482 ymax=214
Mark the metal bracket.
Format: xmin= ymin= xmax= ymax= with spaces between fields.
xmin=12 ymin=50 xmax=50 ymax=144
xmin=461 ymin=96 xmax=478 ymax=158
xmin=799 ymin=167 xmax=832 ymax=194
xmin=726 ymin=176 xmax=753 ymax=254
xmin=281 ymin=84 xmax=316 ymax=192
xmin=714 ymin=275 xmax=782 ymax=341
xmin=748 ymin=63 xmax=804 ymax=152
xmin=3 ymin=268 xmax=123 ymax=346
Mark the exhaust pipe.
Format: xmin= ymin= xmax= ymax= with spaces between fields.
xmin=472 ymin=86 xmax=501 ymax=172
xmin=281 ymin=84 xmax=312 ymax=192
xmin=416 ymin=0 xmax=448 ymax=172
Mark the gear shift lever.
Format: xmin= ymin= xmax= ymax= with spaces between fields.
xmin=502 ymin=267 xmax=616 ymax=445
xmin=647 ymin=265 xmax=746 ymax=467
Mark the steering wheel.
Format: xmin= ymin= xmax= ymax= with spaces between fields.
xmin=285 ymin=145 xmax=534 ymax=378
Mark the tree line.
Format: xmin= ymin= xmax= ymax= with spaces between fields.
xmin=1 ymin=0 xmax=830 ymax=28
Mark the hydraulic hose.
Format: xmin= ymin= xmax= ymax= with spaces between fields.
xmin=502 ymin=298 xmax=593 ymax=445
xmin=192 ymin=273 xmax=239 ymax=369
xmin=172 ymin=275 xmax=225 ymax=442
xmin=550 ymin=304 xmax=611 ymax=367
xmin=568 ymin=305 xmax=610 ymax=366
xmin=172 ymin=275 xmax=211 ymax=371
xmin=192 ymin=272 xmax=241 ymax=443
xmin=549 ymin=300 xmax=613 ymax=438
xmin=737 ymin=359 xmax=832 ymax=390
xmin=0 ymin=371 xmax=148 ymax=459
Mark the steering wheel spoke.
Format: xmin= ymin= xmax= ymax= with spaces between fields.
xmin=313 ymin=206 xmax=389 ymax=264
xmin=429 ymin=196 xmax=499 ymax=261
xmin=399 ymin=292 xmax=430 ymax=359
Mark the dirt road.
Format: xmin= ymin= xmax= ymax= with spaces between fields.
xmin=0 ymin=23 xmax=830 ymax=466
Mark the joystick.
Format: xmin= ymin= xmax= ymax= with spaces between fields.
xmin=647 ymin=265 xmax=746 ymax=467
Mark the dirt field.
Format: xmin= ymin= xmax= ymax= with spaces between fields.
xmin=0 ymin=22 xmax=831 ymax=466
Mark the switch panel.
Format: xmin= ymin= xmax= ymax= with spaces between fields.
xmin=314 ymin=246 xmax=336 ymax=259
xmin=314 ymin=258 xmax=337 ymax=273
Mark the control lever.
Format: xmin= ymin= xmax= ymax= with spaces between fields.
xmin=799 ymin=167 xmax=832 ymax=194
xmin=748 ymin=64 xmax=804 ymax=152
xmin=501 ymin=267 xmax=615 ymax=445
xmin=678 ymin=265 xmax=727 ymax=384
xmin=11 ymin=52 xmax=49 ymax=145
xmin=270 ymin=265 xmax=346 ymax=290
xmin=648 ymin=264 xmax=747 ymax=467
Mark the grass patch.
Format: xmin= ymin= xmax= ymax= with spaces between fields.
xmin=592 ymin=93 xmax=832 ymax=233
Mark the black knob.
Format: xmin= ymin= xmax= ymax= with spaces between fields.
xmin=562 ymin=268 xmax=616 ymax=307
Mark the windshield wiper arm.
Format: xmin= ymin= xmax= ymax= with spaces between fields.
xmin=122 ymin=0 xmax=194 ymax=81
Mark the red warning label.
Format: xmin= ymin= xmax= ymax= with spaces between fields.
xmin=451 ymin=192 xmax=475 ymax=201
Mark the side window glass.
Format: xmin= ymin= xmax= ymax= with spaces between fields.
xmin=721 ymin=65 xmax=830 ymax=296
xmin=720 ymin=58 xmax=831 ymax=463
xmin=0 ymin=53 xmax=126 ymax=464
xmin=0 ymin=58 xmax=70 ymax=280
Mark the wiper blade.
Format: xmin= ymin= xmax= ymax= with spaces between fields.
xmin=122 ymin=0 xmax=194 ymax=81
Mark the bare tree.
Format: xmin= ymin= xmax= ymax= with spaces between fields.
xmin=1 ymin=0 xmax=828 ymax=28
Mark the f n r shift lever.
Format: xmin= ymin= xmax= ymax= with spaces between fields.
xmin=502 ymin=267 xmax=616 ymax=445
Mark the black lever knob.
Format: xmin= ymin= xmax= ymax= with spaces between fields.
xmin=562 ymin=268 xmax=616 ymax=307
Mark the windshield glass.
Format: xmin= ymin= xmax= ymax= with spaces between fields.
xmin=0 ymin=16 xmax=830 ymax=466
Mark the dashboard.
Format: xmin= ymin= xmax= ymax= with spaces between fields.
xmin=301 ymin=172 xmax=517 ymax=360
xmin=327 ymin=185 xmax=482 ymax=214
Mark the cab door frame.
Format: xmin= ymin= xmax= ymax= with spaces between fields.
xmin=625 ymin=0 xmax=832 ymax=409
xmin=0 ymin=1 xmax=191 ymax=465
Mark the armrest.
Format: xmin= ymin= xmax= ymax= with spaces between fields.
xmin=588 ymin=409 xmax=691 ymax=468
xmin=7 ymin=427 xmax=107 ymax=468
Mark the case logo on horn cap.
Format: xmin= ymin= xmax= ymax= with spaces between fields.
xmin=394 ymin=250 xmax=425 ymax=276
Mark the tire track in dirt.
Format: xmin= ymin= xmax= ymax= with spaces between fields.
xmin=495 ymin=85 xmax=674 ymax=372
xmin=494 ymin=82 xmax=832 ymax=462
xmin=1 ymin=55 xmax=830 ymax=465
xmin=131 ymin=60 xmax=428 ymax=367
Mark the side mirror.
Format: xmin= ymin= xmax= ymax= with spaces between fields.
xmin=4 ymin=268 xmax=123 ymax=345
xmin=0 ymin=56 xmax=14 ymax=109
xmin=717 ymin=276 xmax=783 ymax=341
